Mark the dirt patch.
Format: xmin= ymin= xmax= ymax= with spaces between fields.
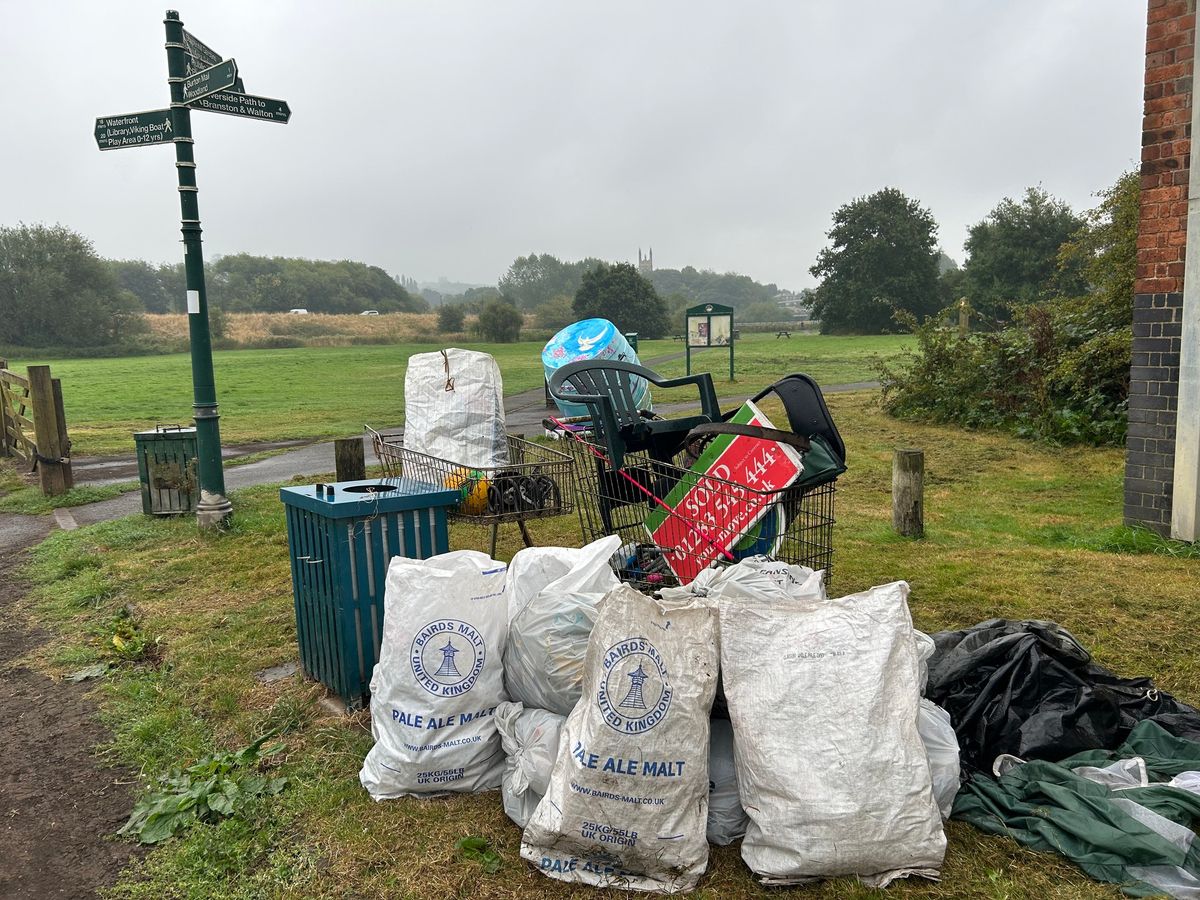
xmin=0 ymin=531 xmax=142 ymax=899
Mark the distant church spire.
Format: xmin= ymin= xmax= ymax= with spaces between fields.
xmin=637 ymin=246 xmax=653 ymax=275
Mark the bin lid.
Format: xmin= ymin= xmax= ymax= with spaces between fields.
xmin=134 ymin=425 xmax=197 ymax=437
xmin=279 ymin=477 xmax=460 ymax=518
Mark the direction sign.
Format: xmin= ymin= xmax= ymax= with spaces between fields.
xmin=183 ymin=29 xmax=244 ymax=93
xmin=181 ymin=58 xmax=238 ymax=103
xmin=188 ymin=91 xmax=290 ymax=124
xmin=94 ymin=108 xmax=173 ymax=150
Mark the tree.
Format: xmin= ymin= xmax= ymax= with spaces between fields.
xmin=963 ymin=186 xmax=1085 ymax=321
xmin=1056 ymin=170 xmax=1139 ymax=329
xmin=0 ymin=223 xmax=143 ymax=347
xmin=473 ymin=298 xmax=523 ymax=342
xmin=108 ymin=259 xmax=174 ymax=313
xmin=498 ymin=253 xmax=603 ymax=309
xmin=533 ymin=295 xmax=576 ymax=332
xmin=573 ymin=262 xmax=669 ymax=338
xmin=437 ymin=304 xmax=465 ymax=333
xmin=808 ymin=188 xmax=941 ymax=334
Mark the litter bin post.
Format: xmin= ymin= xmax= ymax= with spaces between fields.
xmin=279 ymin=478 xmax=460 ymax=709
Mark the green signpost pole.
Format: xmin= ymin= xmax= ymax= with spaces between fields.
xmin=164 ymin=10 xmax=231 ymax=527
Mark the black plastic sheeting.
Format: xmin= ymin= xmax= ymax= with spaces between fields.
xmin=925 ymin=619 xmax=1200 ymax=774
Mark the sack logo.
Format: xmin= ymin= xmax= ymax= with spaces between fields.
xmin=411 ymin=619 xmax=485 ymax=697
xmin=597 ymin=637 xmax=672 ymax=734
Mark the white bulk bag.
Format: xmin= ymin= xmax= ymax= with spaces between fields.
xmin=720 ymin=580 xmax=946 ymax=886
xmin=403 ymin=348 xmax=507 ymax=468
xmin=359 ymin=551 xmax=509 ymax=799
xmin=504 ymin=536 xmax=621 ymax=715
xmin=521 ymin=585 xmax=719 ymax=893
xmin=495 ymin=702 xmax=566 ymax=828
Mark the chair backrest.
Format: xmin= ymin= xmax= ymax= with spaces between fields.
xmin=749 ymin=373 xmax=846 ymax=463
xmin=550 ymin=359 xmax=653 ymax=431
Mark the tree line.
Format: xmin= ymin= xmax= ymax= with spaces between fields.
xmin=0 ymin=224 xmax=427 ymax=350
xmin=110 ymin=253 xmax=425 ymax=315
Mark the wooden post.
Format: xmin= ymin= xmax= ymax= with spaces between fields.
xmin=892 ymin=448 xmax=925 ymax=538
xmin=51 ymin=377 xmax=73 ymax=489
xmin=28 ymin=365 xmax=69 ymax=496
xmin=0 ymin=357 xmax=10 ymax=457
xmin=334 ymin=437 xmax=366 ymax=482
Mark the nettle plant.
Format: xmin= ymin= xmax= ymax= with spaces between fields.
xmin=119 ymin=734 xmax=288 ymax=844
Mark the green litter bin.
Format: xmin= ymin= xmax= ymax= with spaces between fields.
xmin=279 ymin=478 xmax=462 ymax=710
xmin=134 ymin=425 xmax=198 ymax=516
xmin=624 ymin=331 xmax=639 ymax=352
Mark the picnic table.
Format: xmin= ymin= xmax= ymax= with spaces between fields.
xmin=673 ymin=334 xmax=686 ymax=342
xmin=776 ymin=330 xmax=792 ymax=339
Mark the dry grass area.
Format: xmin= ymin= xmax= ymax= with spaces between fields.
xmin=19 ymin=391 xmax=1200 ymax=899
xmin=144 ymin=312 xmax=458 ymax=347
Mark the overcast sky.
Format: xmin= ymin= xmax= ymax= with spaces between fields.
xmin=0 ymin=1 xmax=1145 ymax=291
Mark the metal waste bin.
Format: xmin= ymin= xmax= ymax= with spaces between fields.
xmin=279 ymin=477 xmax=461 ymax=709
xmin=134 ymin=425 xmax=198 ymax=516
xmin=624 ymin=331 xmax=639 ymax=352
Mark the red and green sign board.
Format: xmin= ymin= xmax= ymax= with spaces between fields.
xmin=644 ymin=400 xmax=803 ymax=583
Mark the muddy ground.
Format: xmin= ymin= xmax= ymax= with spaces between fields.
xmin=0 ymin=522 xmax=142 ymax=899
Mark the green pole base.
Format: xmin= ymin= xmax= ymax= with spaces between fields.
xmin=196 ymin=490 xmax=233 ymax=529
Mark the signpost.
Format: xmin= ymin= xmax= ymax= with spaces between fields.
xmin=93 ymin=11 xmax=291 ymax=528
xmin=181 ymin=58 xmax=238 ymax=103
xmin=94 ymin=109 xmax=173 ymax=150
xmin=188 ymin=91 xmax=290 ymax=124
xmin=685 ymin=302 xmax=735 ymax=381
xmin=182 ymin=28 xmax=245 ymax=92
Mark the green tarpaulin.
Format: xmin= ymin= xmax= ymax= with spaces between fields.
xmin=954 ymin=721 xmax=1200 ymax=897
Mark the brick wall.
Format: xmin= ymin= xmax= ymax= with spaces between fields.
xmin=1126 ymin=0 xmax=1195 ymax=534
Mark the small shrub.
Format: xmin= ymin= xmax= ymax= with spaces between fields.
xmin=437 ymin=305 xmax=465 ymax=333
xmin=533 ymin=296 xmax=576 ymax=333
xmin=208 ymin=305 xmax=228 ymax=339
xmin=473 ymin=299 xmax=522 ymax=343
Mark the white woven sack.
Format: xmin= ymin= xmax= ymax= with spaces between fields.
xmin=403 ymin=348 xmax=507 ymax=468
xmin=720 ymin=580 xmax=946 ymax=886
xmin=495 ymin=702 xmax=566 ymax=828
xmin=521 ymin=585 xmax=718 ymax=893
xmin=504 ymin=536 xmax=621 ymax=715
xmin=359 ymin=550 xmax=509 ymax=799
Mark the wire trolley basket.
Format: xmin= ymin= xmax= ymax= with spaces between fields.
xmin=368 ymin=428 xmax=574 ymax=525
xmin=554 ymin=424 xmax=836 ymax=592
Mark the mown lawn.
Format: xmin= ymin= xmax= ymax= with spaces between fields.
xmin=17 ymin=390 xmax=1194 ymax=899
xmin=8 ymin=333 xmax=909 ymax=457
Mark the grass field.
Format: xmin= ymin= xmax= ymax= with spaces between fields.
xmin=16 ymin=390 xmax=1200 ymax=899
xmin=9 ymin=333 xmax=910 ymax=456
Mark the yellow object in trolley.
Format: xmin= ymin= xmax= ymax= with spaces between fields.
xmin=444 ymin=466 xmax=490 ymax=515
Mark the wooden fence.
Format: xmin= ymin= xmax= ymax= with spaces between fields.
xmin=0 ymin=358 xmax=73 ymax=495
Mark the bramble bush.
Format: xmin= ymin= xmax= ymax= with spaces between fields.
xmin=876 ymin=303 xmax=1130 ymax=445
